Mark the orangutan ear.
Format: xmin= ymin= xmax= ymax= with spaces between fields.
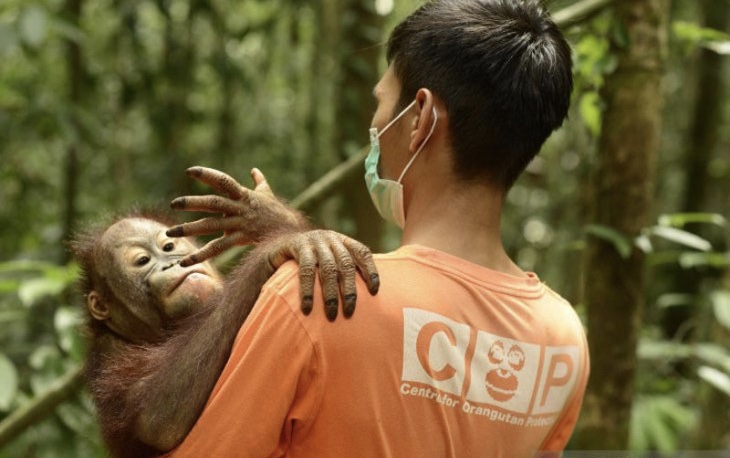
xmin=87 ymin=291 xmax=110 ymax=321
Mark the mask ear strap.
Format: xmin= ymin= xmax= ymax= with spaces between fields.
xmin=397 ymin=107 xmax=438 ymax=183
xmin=377 ymin=101 xmax=417 ymax=138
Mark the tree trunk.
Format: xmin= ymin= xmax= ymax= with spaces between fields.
xmin=574 ymin=0 xmax=668 ymax=448
xmin=333 ymin=0 xmax=384 ymax=250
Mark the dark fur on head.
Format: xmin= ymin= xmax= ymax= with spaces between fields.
xmin=69 ymin=206 xmax=178 ymax=300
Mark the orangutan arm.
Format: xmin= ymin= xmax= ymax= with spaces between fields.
xmin=166 ymin=166 xmax=379 ymax=316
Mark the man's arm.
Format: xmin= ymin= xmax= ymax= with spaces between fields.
xmin=166 ymin=264 xmax=322 ymax=457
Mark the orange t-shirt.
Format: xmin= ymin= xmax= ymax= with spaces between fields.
xmin=169 ymin=245 xmax=589 ymax=457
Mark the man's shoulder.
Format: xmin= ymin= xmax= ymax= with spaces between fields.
xmin=264 ymin=260 xmax=301 ymax=292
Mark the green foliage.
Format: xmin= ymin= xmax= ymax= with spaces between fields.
xmin=0 ymin=0 xmax=728 ymax=453
xmin=634 ymin=338 xmax=730 ymax=450
xmin=630 ymin=395 xmax=697 ymax=451
xmin=0 ymin=259 xmax=103 ymax=457
xmin=711 ymin=291 xmax=730 ymax=331
xmin=673 ymin=20 xmax=730 ymax=55
xmin=571 ymin=14 xmax=615 ymax=137
xmin=585 ymin=224 xmax=633 ymax=258
xmin=0 ymin=354 xmax=18 ymax=412
xmin=584 ymin=213 xmax=724 ymax=259
xmin=588 ymin=212 xmax=730 ymax=450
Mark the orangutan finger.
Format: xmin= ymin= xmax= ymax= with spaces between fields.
xmin=294 ymin=245 xmax=317 ymax=316
xmin=179 ymin=236 xmax=237 ymax=267
xmin=265 ymin=238 xmax=316 ymax=315
xmin=186 ymin=166 xmax=248 ymax=200
xmin=166 ymin=217 xmax=243 ymax=238
xmin=342 ymin=237 xmax=379 ymax=295
xmin=329 ymin=237 xmax=358 ymax=318
xmin=170 ymin=195 xmax=245 ymax=215
xmin=250 ymin=168 xmax=274 ymax=196
xmin=313 ymin=238 xmax=340 ymax=322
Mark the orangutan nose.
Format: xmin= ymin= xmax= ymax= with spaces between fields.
xmin=162 ymin=261 xmax=179 ymax=271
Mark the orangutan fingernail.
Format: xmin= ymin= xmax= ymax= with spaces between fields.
xmin=302 ymin=295 xmax=314 ymax=315
xmin=325 ymin=299 xmax=338 ymax=321
xmin=170 ymin=198 xmax=185 ymax=210
xmin=180 ymin=255 xmax=197 ymax=268
xmin=369 ymin=273 xmax=380 ymax=294
xmin=343 ymin=294 xmax=356 ymax=318
xmin=166 ymin=227 xmax=184 ymax=237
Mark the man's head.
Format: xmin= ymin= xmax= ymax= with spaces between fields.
xmin=386 ymin=0 xmax=572 ymax=190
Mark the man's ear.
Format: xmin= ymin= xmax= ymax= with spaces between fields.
xmin=409 ymin=88 xmax=437 ymax=153
xmin=87 ymin=291 xmax=110 ymax=321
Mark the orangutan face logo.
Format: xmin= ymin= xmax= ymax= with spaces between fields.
xmin=485 ymin=341 xmax=526 ymax=402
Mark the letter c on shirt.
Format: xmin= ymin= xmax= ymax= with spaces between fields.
xmin=416 ymin=322 xmax=458 ymax=381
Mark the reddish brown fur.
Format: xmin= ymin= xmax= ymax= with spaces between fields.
xmin=70 ymin=212 xmax=291 ymax=457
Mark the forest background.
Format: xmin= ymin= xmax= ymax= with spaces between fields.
xmin=0 ymin=0 xmax=728 ymax=455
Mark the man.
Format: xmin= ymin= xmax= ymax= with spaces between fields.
xmin=169 ymin=0 xmax=588 ymax=456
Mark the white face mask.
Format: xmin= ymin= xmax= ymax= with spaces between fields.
xmin=364 ymin=100 xmax=438 ymax=228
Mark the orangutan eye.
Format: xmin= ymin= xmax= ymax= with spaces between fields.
xmin=163 ymin=242 xmax=174 ymax=252
xmin=135 ymin=256 xmax=150 ymax=266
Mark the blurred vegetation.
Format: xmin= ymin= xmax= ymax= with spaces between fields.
xmin=0 ymin=0 xmax=728 ymax=456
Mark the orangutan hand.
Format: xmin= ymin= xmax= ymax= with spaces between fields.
xmin=265 ymin=229 xmax=380 ymax=320
xmin=167 ymin=166 xmax=307 ymax=266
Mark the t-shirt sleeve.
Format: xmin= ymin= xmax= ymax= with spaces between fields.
xmin=168 ymin=266 xmax=321 ymax=457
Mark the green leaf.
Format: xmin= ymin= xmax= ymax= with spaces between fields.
xmin=19 ymin=5 xmax=49 ymax=48
xmin=673 ymin=20 xmax=730 ymax=45
xmin=635 ymin=233 xmax=653 ymax=253
xmin=678 ymin=252 xmax=729 ymax=269
xmin=585 ymin=224 xmax=632 ymax=258
xmin=711 ymin=291 xmax=730 ymax=331
xmin=55 ymin=307 xmax=85 ymax=360
xmin=703 ymin=41 xmax=730 ymax=55
xmin=649 ymin=226 xmax=712 ymax=252
xmin=657 ymin=212 xmax=727 ymax=228
xmin=698 ymin=365 xmax=730 ymax=397
xmin=18 ymin=277 xmax=66 ymax=307
xmin=0 ymin=279 xmax=20 ymax=293
xmin=630 ymin=395 xmax=696 ymax=451
xmin=655 ymin=293 xmax=694 ymax=309
xmin=0 ymin=353 xmax=19 ymax=411
xmin=638 ymin=340 xmax=730 ymax=373
xmin=579 ymin=92 xmax=601 ymax=136
xmin=693 ymin=344 xmax=730 ymax=373
xmin=0 ymin=259 xmax=59 ymax=274
xmin=612 ymin=18 xmax=630 ymax=49
xmin=29 ymin=345 xmax=68 ymax=395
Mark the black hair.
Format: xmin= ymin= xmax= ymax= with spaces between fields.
xmin=387 ymin=0 xmax=572 ymax=189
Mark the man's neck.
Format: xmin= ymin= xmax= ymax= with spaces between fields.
xmin=400 ymin=183 xmax=526 ymax=277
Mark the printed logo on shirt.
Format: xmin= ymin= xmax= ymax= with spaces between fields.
xmin=401 ymin=308 xmax=581 ymax=425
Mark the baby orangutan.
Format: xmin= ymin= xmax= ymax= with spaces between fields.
xmin=70 ymin=167 xmax=379 ymax=458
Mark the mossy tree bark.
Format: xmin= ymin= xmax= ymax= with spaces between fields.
xmin=574 ymin=0 xmax=669 ymax=448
